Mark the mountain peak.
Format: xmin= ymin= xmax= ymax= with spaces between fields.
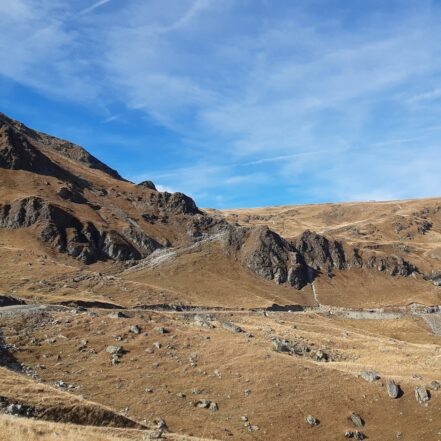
xmin=0 ymin=111 xmax=123 ymax=181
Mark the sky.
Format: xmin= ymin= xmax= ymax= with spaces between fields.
xmin=1 ymin=0 xmax=441 ymax=208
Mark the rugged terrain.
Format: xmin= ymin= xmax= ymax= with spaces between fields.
xmin=1 ymin=112 xmax=441 ymax=440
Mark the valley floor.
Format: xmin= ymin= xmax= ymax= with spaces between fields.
xmin=2 ymin=298 xmax=441 ymax=440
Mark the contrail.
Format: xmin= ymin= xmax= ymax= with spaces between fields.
xmin=79 ymin=0 xmax=112 ymax=15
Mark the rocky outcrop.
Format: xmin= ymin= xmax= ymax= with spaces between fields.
xmin=122 ymin=225 xmax=162 ymax=256
xmin=226 ymin=226 xmax=419 ymax=290
xmin=362 ymin=253 xmax=417 ymax=276
xmin=295 ymin=230 xmax=346 ymax=272
xmin=0 ymin=196 xmax=161 ymax=264
xmin=148 ymin=191 xmax=201 ymax=216
xmin=426 ymin=271 xmax=441 ymax=286
xmin=0 ymin=121 xmax=88 ymax=188
xmin=137 ymin=180 xmax=157 ymax=191
xmin=56 ymin=186 xmax=87 ymax=204
xmin=230 ymin=226 xmax=312 ymax=289
xmin=0 ymin=112 xmax=123 ymax=180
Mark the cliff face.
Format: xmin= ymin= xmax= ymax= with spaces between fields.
xmin=225 ymin=226 xmax=418 ymax=290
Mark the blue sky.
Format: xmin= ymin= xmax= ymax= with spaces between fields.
xmin=1 ymin=0 xmax=441 ymax=208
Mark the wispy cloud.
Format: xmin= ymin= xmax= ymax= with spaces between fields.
xmin=407 ymin=87 xmax=441 ymax=103
xmin=243 ymin=149 xmax=346 ymax=166
xmin=1 ymin=0 xmax=441 ymax=207
xmin=79 ymin=0 xmax=112 ymax=16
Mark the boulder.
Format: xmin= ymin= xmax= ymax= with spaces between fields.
xmin=386 ymin=379 xmax=400 ymax=399
xmin=360 ymin=370 xmax=380 ymax=383
xmin=222 ymin=322 xmax=243 ymax=333
xmin=428 ymin=380 xmax=440 ymax=391
xmin=305 ymin=415 xmax=319 ymax=426
xmin=350 ymin=413 xmax=364 ymax=428
xmin=415 ymin=386 xmax=430 ymax=404
xmin=106 ymin=345 xmax=124 ymax=356
xmin=130 ymin=325 xmax=141 ymax=335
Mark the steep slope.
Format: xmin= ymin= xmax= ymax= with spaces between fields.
xmin=0 ymin=112 xmax=226 ymax=265
xmin=0 ymin=112 xmax=123 ymax=180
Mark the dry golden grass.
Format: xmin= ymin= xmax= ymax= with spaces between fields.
xmin=4 ymin=306 xmax=441 ymax=440
xmin=0 ymin=415 xmax=217 ymax=441
xmin=0 ymin=415 xmax=142 ymax=441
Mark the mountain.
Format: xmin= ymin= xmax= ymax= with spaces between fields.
xmin=1 ymin=112 xmax=441 ymax=441
xmin=1 ymin=111 xmax=439 ymax=297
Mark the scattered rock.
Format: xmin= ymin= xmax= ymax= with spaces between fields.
xmin=386 ymin=379 xmax=400 ymax=399
xmin=195 ymin=399 xmax=211 ymax=409
xmin=194 ymin=319 xmax=214 ymax=329
xmin=306 ymin=415 xmax=319 ymax=426
xmin=244 ymin=422 xmax=259 ymax=432
xmin=314 ymin=349 xmax=327 ymax=361
xmin=146 ymin=431 xmax=163 ymax=440
xmin=350 ymin=412 xmax=364 ymax=428
xmin=106 ymin=345 xmax=124 ymax=355
xmin=360 ymin=370 xmax=380 ymax=383
xmin=155 ymin=327 xmax=169 ymax=335
xmin=222 ymin=322 xmax=243 ymax=333
xmin=427 ymin=380 xmax=440 ymax=391
xmin=194 ymin=399 xmax=218 ymax=411
xmin=209 ymin=402 xmax=219 ymax=412
xmin=108 ymin=312 xmax=128 ymax=319
xmin=272 ymin=337 xmax=331 ymax=361
xmin=415 ymin=386 xmax=430 ymax=404
xmin=130 ymin=325 xmax=141 ymax=334
xmin=345 ymin=431 xmax=365 ymax=440
xmin=153 ymin=418 xmax=167 ymax=430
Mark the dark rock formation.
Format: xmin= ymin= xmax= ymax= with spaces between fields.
xmin=425 ymin=271 xmax=441 ymax=286
xmin=295 ymin=230 xmax=346 ymax=272
xmin=0 ymin=120 xmax=89 ymax=188
xmin=229 ymin=226 xmax=312 ymax=289
xmin=0 ymin=196 xmax=161 ymax=264
xmin=57 ymin=186 xmax=87 ymax=204
xmin=137 ymin=180 xmax=157 ymax=191
xmin=148 ymin=191 xmax=201 ymax=216
xmin=122 ymin=225 xmax=162 ymax=255
xmin=0 ymin=112 xmax=123 ymax=180
xmin=227 ymin=226 xmax=419 ymax=290
xmin=363 ymin=254 xmax=417 ymax=276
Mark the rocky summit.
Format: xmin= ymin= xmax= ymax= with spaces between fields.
xmin=1 ymin=113 xmax=441 ymax=441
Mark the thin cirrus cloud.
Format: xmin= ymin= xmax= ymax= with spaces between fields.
xmin=0 ymin=0 xmax=441 ymax=207
xmin=79 ymin=0 xmax=112 ymax=16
